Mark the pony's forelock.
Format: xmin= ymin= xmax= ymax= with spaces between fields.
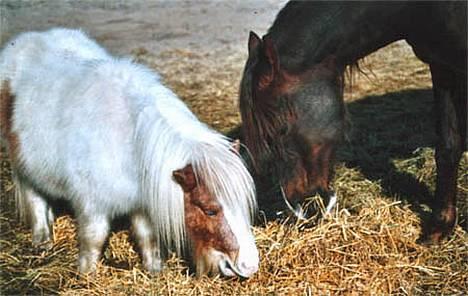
xmin=137 ymin=100 xmax=256 ymax=258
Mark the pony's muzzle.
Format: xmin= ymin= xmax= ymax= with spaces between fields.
xmin=219 ymin=256 xmax=257 ymax=279
xmin=236 ymin=259 xmax=259 ymax=277
xmin=214 ymin=250 xmax=258 ymax=279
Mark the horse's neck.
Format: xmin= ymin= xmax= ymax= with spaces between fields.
xmin=268 ymin=2 xmax=411 ymax=71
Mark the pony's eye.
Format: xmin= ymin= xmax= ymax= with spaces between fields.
xmin=204 ymin=209 xmax=218 ymax=217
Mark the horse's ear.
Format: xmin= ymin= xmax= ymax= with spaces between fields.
xmin=262 ymin=36 xmax=279 ymax=74
xmin=231 ymin=139 xmax=241 ymax=153
xmin=256 ymin=35 xmax=280 ymax=90
xmin=173 ymin=164 xmax=197 ymax=192
xmin=248 ymin=31 xmax=261 ymax=56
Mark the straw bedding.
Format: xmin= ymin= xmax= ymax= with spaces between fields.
xmin=1 ymin=41 xmax=466 ymax=295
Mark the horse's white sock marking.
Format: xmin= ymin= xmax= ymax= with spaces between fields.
xmin=325 ymin=192 xmax=337 ymax=214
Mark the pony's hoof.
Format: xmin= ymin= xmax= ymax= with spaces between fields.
xmin=78 ymin=253 xmax=100 ymax=274
xmin=78 ymin=261 xmax=97 ymax=274
xmin=32 ymin=230 xmax=53 ymax=250
xmin=144 ymin=258 xmax=163 ymax=274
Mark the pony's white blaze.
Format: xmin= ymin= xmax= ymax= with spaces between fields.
xmin=222 ymin=207 xmax=259 ymax=276
xmin=0 ymin=28 xmax=258 ymax=276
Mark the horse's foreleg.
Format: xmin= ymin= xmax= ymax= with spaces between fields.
xmin=132 ymin=213 xmax=162 ymax=273
xmin=15 ymin=180 xmax=54 ymax=249
xmin=424 ymin=64 xmax=466 ymax=243
xmin=77 ymin=212 xmax=109 ymax=273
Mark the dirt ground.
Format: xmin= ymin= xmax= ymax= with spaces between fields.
xmin=1 ymin=0 xmax=286 ymax=56
xmin=1 ymin=1 xmax=467 ymax=295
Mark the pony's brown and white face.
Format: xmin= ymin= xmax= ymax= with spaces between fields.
xmin=239 ymin=31 xmax=345 ymax=210
xmin=173 ymin=163 xmax=259 ymax=278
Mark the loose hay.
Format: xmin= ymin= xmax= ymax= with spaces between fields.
xmin=1 ymin=41 xmax=467 ymax=295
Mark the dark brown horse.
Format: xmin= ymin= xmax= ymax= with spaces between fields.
xmin=239 ymin=1 xmax=466 ymax=243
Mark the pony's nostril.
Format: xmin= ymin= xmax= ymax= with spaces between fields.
xmin=238 ymin=261 xmax=258 ymax=276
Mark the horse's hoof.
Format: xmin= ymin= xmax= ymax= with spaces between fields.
xmin=418 ymin=230 xmax=445 ymax=245
xmin=418 ymin=206 xmax=457 ymax=245
xmin=418 ymin=226 xmax=454 ymax=245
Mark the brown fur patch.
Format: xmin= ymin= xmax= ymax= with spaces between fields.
xmin=183 ymin=183 xmax=238 ymax=260
xmin=0 ymin=80 xmax=20 ymax=162
xmin=173 ymin=165 xmax=238 ymax=262
xmin=0 ymin=80 xmax=13 ymax=136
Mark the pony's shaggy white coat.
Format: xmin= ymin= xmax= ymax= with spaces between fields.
xmin=0 ymin=28 xmax=257 ymax=271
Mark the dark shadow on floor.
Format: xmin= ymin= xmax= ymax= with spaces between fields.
xmin=338 ymin=89 xmax=436 ymax=205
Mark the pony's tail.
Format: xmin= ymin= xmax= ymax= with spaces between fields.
xmin=13 ymin=175 xmax=31 ymax=226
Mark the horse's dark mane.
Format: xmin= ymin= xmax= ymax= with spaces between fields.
xmin=239 ymin=64 xmax=295 ymax=170
xmin=345 ymin=61 xmax=368 ymax=99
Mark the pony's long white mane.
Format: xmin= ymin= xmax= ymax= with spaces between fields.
xmin=120 ymin=60 xmax=256 ymax=258
xmin=136 ymin=97 xmax=256 ymax=255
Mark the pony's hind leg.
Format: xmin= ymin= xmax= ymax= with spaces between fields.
xmin=132 ymin=213 xmax=162 ymax=273
xmin=77 ymin=212 xmax=110 ymax=273
xmin=15 ymin=179 xmax=54 ymax=249
xmin=422 ymin=64 xmax=467 ymax=243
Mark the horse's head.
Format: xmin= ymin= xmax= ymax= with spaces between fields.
xmin=239 ymin=31 xmax=345 ymax=211
xmin=173 ymin=159 xmax=259 ymax=278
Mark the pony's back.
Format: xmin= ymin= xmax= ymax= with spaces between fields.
xmin=1 ymin=28 xmax=109 ymax=85
xmin=0 ymin=28 xmax=157 ymax=216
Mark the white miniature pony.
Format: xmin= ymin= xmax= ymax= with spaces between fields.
xmin=0 ymin=28 xmax=259 ymax=278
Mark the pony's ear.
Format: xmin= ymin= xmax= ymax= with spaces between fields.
xmin=248 ymin=31 xmax=261 ymax=56
xmin=173 ymin=164 xmax=197 ymax=192
xmin=256 ymin=35 xmax=280 ymax=90
xmin=231 ymin=139 xmax=241 ymax=153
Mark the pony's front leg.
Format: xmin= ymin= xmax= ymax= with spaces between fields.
xmin=132 ymin=213 xmax=162 ymax=273
xmin=77 ymin=212 xmax=110 ymax=273
xmin=16 ymin=182 xmax=54 ymax=249
xmin=423 ymin=64 xmax=466 ymax=243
